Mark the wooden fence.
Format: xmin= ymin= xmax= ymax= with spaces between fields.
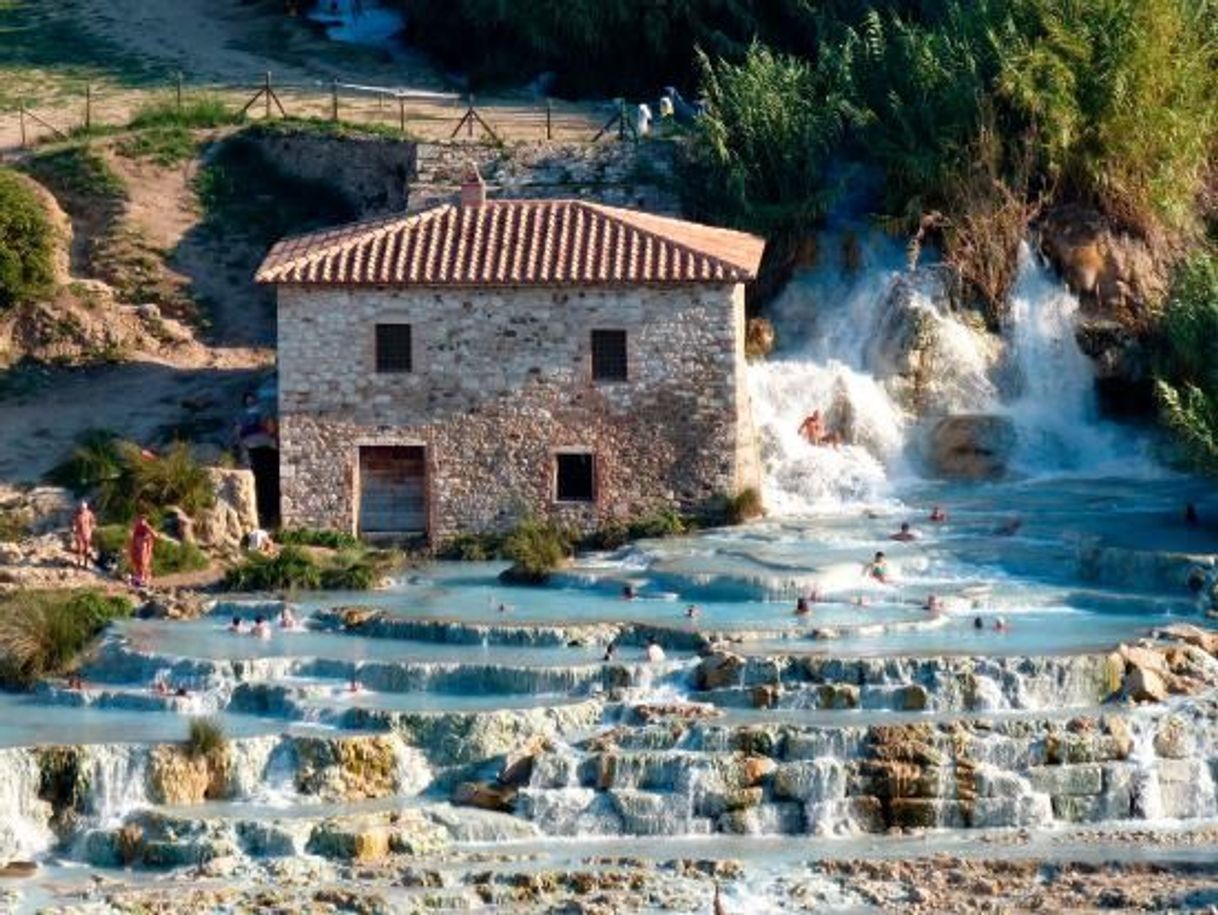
xmin=8 ymin=72 xmax=640 ymax=150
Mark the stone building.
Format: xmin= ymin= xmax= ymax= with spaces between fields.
xmin=257 ymin=175 xmax=764 ymax=540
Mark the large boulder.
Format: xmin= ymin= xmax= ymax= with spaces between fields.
xmin=1122 ymin=666 xmax=1167 ymax=704
xmin=194 ymin=469 xmax=259 ymax=553
xmin=926 ymin=415 xmax=1015 ymax=480
xmin=694 ymin=651 xmax=745 ymax=691
xmin=146 ymin=745 xmax=230 ymax=805
xmin=1036 ymin=205 xmax=1165 ymax=322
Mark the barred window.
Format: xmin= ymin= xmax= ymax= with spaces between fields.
xmin=555 ymin=452 xmax=595 ymax=503
xmin=591 ymin=329 xmax=628 ymax=382
xmin=375 ymin=324 xmax=412 ymax=374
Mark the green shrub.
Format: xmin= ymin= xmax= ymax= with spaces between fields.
xmin=1155 ymin=252 xmax=1218 ymax=471
xmin=50 ymin=437 xmax=213 ymax=524
xmin=127 ymin=442 xmax=214 ymax=520
xmin=128 ymin=96 xmax=239 ymax=130
xmin=320 ymin=559 xmax=377 ymax=591
xmin=116 ymin=127 xmax=199 ymax=167
xmin=185 ymin=717 xmax=226 ymax=759
xmin=278 ymin=528 xmax=361 ymax=550
xmin=501 ymin=519 xmax=570 ymax=583
xmin=0 ymin=589 xmax=133 ymax=687
xmin=628 ymin=509 xmax=688 ymax=540
xmin=0 ymin=168 xmax=56 ymax=310
xmin=224 ymin=545 xmax=322 ymax=591
xmin=723 ymin=488 xmax=764 ymax=525
xmin=24 ymin=145 xmax=126 ymax=200
xmin=46 ymin=429 xmax=125 ymax=496
xmin=437 ymin=532 xmax=505 ymax=561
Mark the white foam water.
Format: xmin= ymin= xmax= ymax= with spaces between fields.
xmin=749 ymin=236 xmax=1146 ymax=516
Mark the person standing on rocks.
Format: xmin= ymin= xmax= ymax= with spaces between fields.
xmin=129 ymin=515 xmax=157 ymax=587
xmin=71 ymin=501 xmax=96 ymax=568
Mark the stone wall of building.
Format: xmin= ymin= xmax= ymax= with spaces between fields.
xmin=278 ymin=283 xmax=759 ymax=538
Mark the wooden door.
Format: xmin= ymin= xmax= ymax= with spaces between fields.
xmin=358 ymin=446 xmax=426 ymax=535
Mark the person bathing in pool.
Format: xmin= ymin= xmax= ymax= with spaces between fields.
xmin=865 ymin=551 xmax=890 ymax=584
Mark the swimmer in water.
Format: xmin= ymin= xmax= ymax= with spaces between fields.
xmin=995 ymin=517 xmax=1022 ymax=537
xmin=645 ymin=637 xmax=666 ymax=663
xmin=929 ymin=506 xmax=947 ymax=523
xmin=228 ymin=615 xmax=244 ymax=634
xmin=994 ymin=616 xmax=1008 ymax=632
xmin=923 ymin=594 xmax=941 ymax=612
xmin=891 ymin=522 xmax=917 ymax=542
xmin=602 ymin=641 xmax=618 ymax=662
xmin=973 ymin=616 xmax=984 ymax=630
xmin=865 ymin=551 xmax=890 ymax=584
xmin=794 ymin=596 xmax=811 ymax=616
xmin=250 ymin=615 xmax=271 ymax=640
xmin=684 ymin=604 xmax=700 ymax=619
xmin=621 ymin=584 xmax=636 ymax=601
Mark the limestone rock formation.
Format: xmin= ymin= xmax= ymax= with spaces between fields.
xmin=294 ymin=734 xmax=419 ymax=801
xmin=927 ymin=415 xmax=1015 ymax=480
xmin=194 ymin=469 xmax=259 ymax=553
xmin=695 ymin=651 xmax=745 ymax=691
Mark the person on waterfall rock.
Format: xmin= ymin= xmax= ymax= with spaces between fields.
xmin=798 ymin=410 xmax=825 ymax=445
xmin=129 ymin=515 xmax=157 ymax=587
xmin=71 ymin=501 xmax=95 ymax=568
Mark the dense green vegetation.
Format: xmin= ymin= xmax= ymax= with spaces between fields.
xmin=223 ymin=544 xmax=398 ymax=592
xmin=0 ymin=589 xmax=133 ymax=687
xmin=48 ymin=433 xmax=214 ymax=524
xmin=0 ymin=168 xmax=56 ymax=309
xmin=501 ymin=518 xmax=571 ymax=583
xmin=1156 ymin=253 xmax=1218 ymax=472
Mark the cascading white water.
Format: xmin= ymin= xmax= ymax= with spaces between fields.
xmin=0 ymin=749 xmax=54 ymax=861
xmin=748 ymin=235 xmax=1141 ymax=515
xmin=1003 ymin=243 xmax=1142 ymax=474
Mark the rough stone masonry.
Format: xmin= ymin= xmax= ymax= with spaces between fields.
xmin=263 ymin=186 xmax=765 ymax=540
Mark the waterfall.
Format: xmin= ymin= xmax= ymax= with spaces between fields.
xmin=86 ymin=745 xmax=151 ymax=826
xmin=1003 ymin=243 xmax=1143 ymax=475
xmin=748 ymin=235 xmax=1143 ymax=515
xmin=308 ymin=0 xmax=404 ymax=48
xmin=0 ymin=749 xmax=53 ymax=861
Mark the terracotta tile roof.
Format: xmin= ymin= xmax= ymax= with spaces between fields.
xmin=255 ymin=200 xmax=766 ymax=287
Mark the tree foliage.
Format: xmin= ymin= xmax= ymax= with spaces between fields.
xmin=0 ymin=168 xmax=56 ymax=309
xmin=1156 ymin=253 xmax=1218 ymax=471
xmin=998 ymin=0 xmax=1218 ymax=236
xmin=681 ymin=43 xmax=856 ymax=239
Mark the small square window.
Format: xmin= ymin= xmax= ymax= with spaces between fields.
xmin=555 ymin=452 xmax=595 ymax=502
xmin=375 ymin=324 xmax=412 ymax=374
xmin=591 ymin=329 xmax=627 ymax=381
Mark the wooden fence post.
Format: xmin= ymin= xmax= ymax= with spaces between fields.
xmin=264 ymin=71 xmax=272 ymax=120
xmin=398 ymin=94 xmax=405 ymax=133
xmin=176 ymin=71 xmax=183 ymax=112
xmin=331 ymin=78 xmax=339 ymax=122
xmin=467 ymin=94 xmax=475 ymax=138
xmin=85 ymin=83 xmax=92 ymax=132
xmin=546 ymin=98 xmax=552 ymax=141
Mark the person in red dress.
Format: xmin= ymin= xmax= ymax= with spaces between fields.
xmin=129 ymin=515 xmax=156 ymax=587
